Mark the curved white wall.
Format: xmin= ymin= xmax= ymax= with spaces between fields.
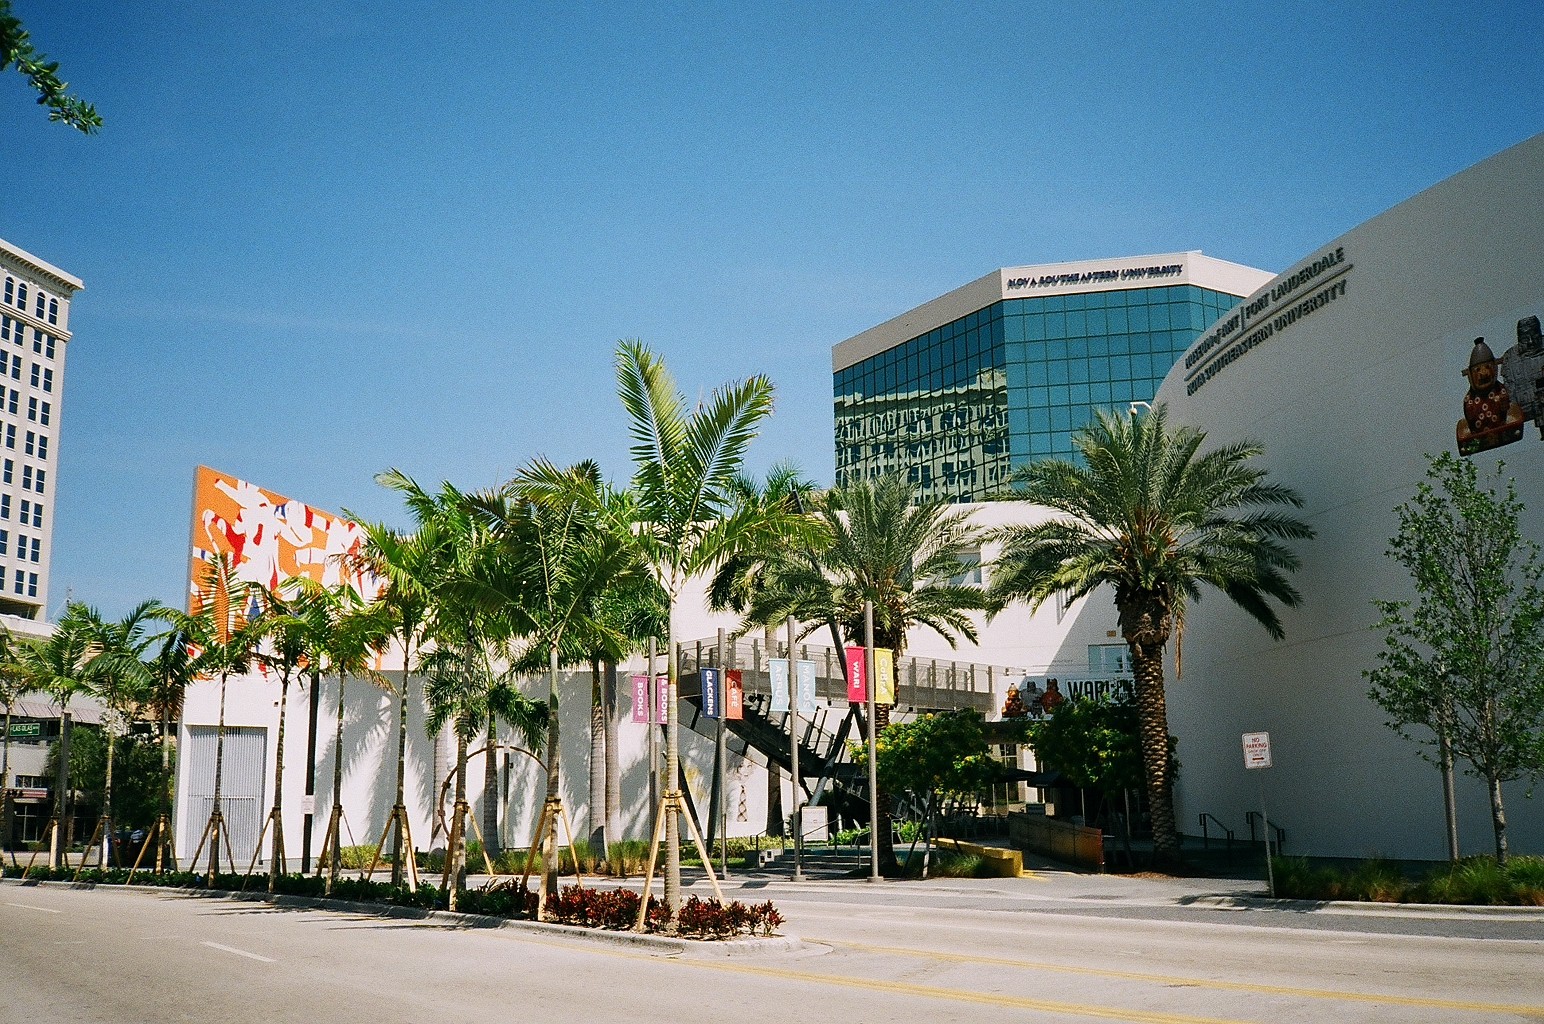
xmin=1156 ymin=133 xmax=1544 ymax=860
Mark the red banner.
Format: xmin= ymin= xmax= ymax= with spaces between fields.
xmin=726 ymin=669 xmax=744 ymax=720
xmin=846 ymin=646 xmax=868 ymax=703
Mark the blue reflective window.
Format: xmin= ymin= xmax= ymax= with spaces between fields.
xmin=1026 ymin=361 xmax=1049 ymax=386
xmin=1045 ymin=312 xmax=1066 ymax=337
xmin=1027 ymin=386 xmax=1049 ymax=407
xmin=1065 ymin=358 xmax=1090 ymax=384
xmin=1025 ymin=315 xmax=1046 ymax=341
xmin=1087 ymin=355 xmax=1109 ymax=380
xmin=1089 ymin=381 xmax=1111 ymax=404
xmin=1065 ymin=337 xmax=1088 ymax=359
xmin=1045 ymin=295 xmax=1066 ymax=312
xmin=1084 ymin=308 xmax=1106 ymax=335
xmin=1128 ymin=306 xmax=1150 ymax=331
xmin=1047 ymin=361 xmax=1069 ymax=385
xmin=1107 ymin=307 xmax=1129 ymax=332
xmin=1086 ymin=335 xmax=1110 ymax=359
xmin=1065 ymin=310 xmax=1087 ymax=336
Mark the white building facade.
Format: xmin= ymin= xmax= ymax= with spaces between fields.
xmin=0 ymin=238 xmax=80 ymax=621
xmin=1156 ymin=132 xmax=1544 ymax=860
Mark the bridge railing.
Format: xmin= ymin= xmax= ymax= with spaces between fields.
xmin=675 ymin=635 xmax=1003 ymax=713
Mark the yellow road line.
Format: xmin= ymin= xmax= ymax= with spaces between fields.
xmin=812 ymin=937 xmax=1544 ymax=1018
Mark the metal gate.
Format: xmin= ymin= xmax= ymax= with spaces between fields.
xmin=181 ymin=725 xmax=267 ymax=867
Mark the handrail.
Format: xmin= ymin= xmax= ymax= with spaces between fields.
xmin=1197 ymin=812 xmax=1234 ymax=850
xmin=1244 ymin=811 xmax=1285 ymax=851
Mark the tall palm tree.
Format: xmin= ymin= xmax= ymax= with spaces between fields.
xmin=472 ymin=460 xmax=642 ymax=912
xmin=730 ymin=472 xmax=993 ymax=874
xmin=988 ymin=406 xmax=1313 ymax=864
xmin=169 ymin=553 xmax=270 ymax=883
xmin=18 ymin=604 xmax=94 ymax=867
xmin=421 ymin=630 xmax=545 ymax=909
xmin=255 ymin=579 xmax=332 ymax=890
xmin=78 ymin=600 xmax=164 ymax=866
xmin=314 ymin=583 xmax=392 ymax=892
xmin=142 ymin=619 xmax=193 ymax=871
xmin=613 ymin=340 xmax=812 ymax=913
xmin=579 ymin=574 xmax=667 ymax=851
xmin=353 ymin=473 xmax=467 ymax=886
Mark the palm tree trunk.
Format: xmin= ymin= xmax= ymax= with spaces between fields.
xmin=157 ymin=701 xmax=172 ymax=872
xmin=588 ymin=655 xmax=605 ymax=850
xmin=482 ymin=720 xmax=499 ymax=861
xmin=328 ymin=674 xmax=346 ymax=888
xmin=50 ymin=710 xmax=71 ymax=869
xmin=542 ymin=645 xmax=562 ymax=910
xmin=445 ymin=730 xmax=469 ymax=909
xmin=1130 ymin=645 xmax=1180 ymax=865
xmin=603 ymin=661 xmax=619 ymax=853
xmin=664 ymin=602 xmax=682 ymax=915
xmin=103 ymin=731 xmax=116 ymax=867
xmin=208 ymin=671 xmax=229 ymax=884
xmin=1487 ymin=772 xmax=1508 ymax=865
xmin=268 ymin=675 xmax=290 ymax=892
xmin=390 ymin=638 xmax=413 ymax=887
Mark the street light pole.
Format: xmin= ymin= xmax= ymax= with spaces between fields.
xmin=787 ymin=614 xmax=803 ymax=882
xmin=864 ymin=599 xmax=880 ymax=883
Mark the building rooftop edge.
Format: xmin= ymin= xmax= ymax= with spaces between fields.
xmin=0 ymin=237 xmax=85 ymax=292
xmin=831 ymin=251 xmax=1273 ymax=372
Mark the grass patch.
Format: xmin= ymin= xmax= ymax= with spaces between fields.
xmin=1271 ymin=854 xmax=1544 ymax=905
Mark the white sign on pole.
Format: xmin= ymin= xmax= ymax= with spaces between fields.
xmin=301 ymin=795 xmax=315 ymax=816
xmin=1242 ymin=731 xmax=1272 ymax=770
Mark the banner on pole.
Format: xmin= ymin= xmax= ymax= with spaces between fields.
xmin=657 ymin=673 xmax=670 ymax=724
xmin=630 ymin=674 xmax=650 ymax=724
xmin=796 ymin=659 xmax=817 ymax=713
xmin=873 ymin=648 xmax=895 ymax=704
xmin=770 ymin=658 xmax=790 ymax=712
xmin=726 ymin=670 xmax=744 ymax=720
xmin=845 ymin=646 xmax=868 ymax=703
xmin=701 ymin=667 xmax=721 ymax=719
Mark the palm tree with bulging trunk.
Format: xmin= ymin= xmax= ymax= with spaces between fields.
xmin=613 ymin=340 xmax=813 ymax=914
xmin=988 ymin=406 xmax=1312 ymax=865
xmin=728 ymin=472 xmax=993 ymax=874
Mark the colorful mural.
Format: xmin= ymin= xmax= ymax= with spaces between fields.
xmin=187 ymin=465 xmax=380 ymax=610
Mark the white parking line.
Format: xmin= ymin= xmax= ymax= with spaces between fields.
xmin=5 ymin=902 xmax=61 ymax=913
xmin=202 ymin=941 xmax=275 ymax=963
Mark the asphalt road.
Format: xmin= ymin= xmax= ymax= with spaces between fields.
xmin=1 ymin=876 xmax=1540 ymax=1024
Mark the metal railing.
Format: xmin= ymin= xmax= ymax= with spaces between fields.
xmin=677 ymin=635 xmax=1004 ymax=712
xmin=1198 ymin=812 xmax=1235 ymax=850
xmin=1245 ymin=811 xmax=1285 ymax=851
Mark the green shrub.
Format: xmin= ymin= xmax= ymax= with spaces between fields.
xmin=1344 ymin=858 xmax=1407 ymax=903
xmin=1419 ymin=857 xmax=1515 ymax=905
xmin=1271 ymin=856 xmax=1343 ymax=900
xmin=338 ymin=845 xmax=385 ymax=870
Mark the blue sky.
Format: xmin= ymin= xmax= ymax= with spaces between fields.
xmin=4 ymin=1 xmax=1542 ymax=617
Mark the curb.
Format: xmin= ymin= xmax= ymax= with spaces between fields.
xmin=1187 ymin=894 xmax=1544 ymax=918
xmin=0 ymin=877 xmax=803 ymax=955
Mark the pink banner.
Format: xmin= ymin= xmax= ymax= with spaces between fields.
xmin=846 ymin=646 xmax=868 ymax=703
xmin=630 ymin=674 xmax=650 ymax=724
xmin=726 ymin=670 xmax=744 ymax=721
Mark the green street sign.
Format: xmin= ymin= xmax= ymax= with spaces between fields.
xmin=7 ymin=721 xmax=41 ymax=738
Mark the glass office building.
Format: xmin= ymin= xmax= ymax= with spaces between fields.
xmin=832 ymin=252 xmax=1272 ymax=502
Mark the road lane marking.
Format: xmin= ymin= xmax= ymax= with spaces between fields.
xmin=811 ymin=937 xmax=1544 ymax=1018
xmin=201 ymin=941 xmax=275 ymax=963
xmin=5 ymin=902 xmax=60 ymax=913
xmin=490 ymin=931 xmax=1249 ymax=1024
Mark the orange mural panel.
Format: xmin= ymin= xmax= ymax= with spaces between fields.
xmin=187 ymin=465 xmax=380 ymax=611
